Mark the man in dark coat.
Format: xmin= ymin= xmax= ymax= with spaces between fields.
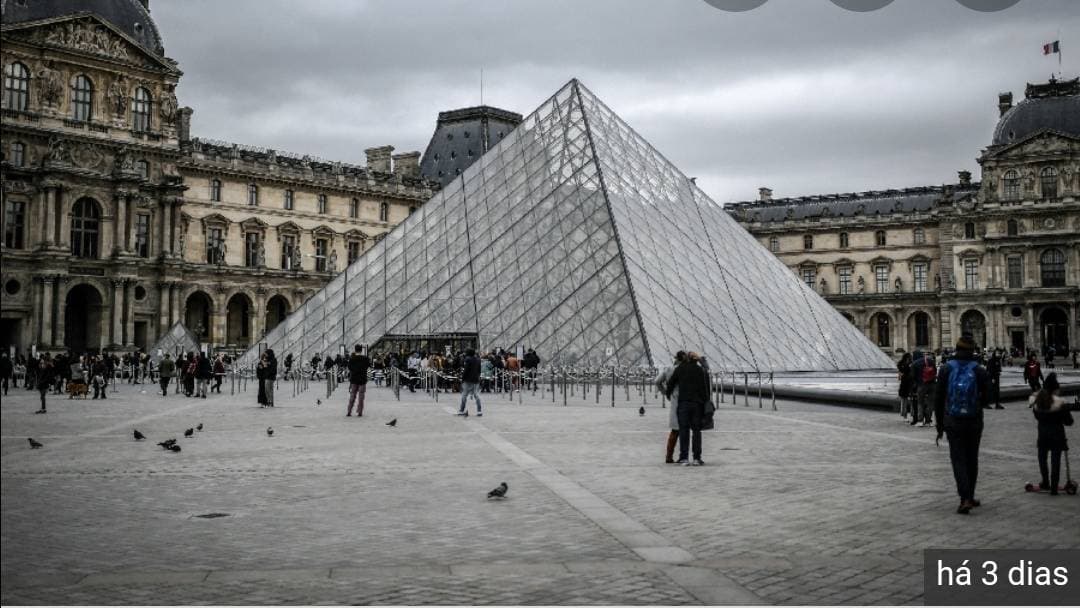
xmin=457 ymin=349 xmax=483 ymax=416
xmin=196 ymin=352 xmax=212 ymax=398
xmin=665 ymin=351 xmax=710 ymax=466
xmin=0 ymin=353 xmax=13 ymax=396
xmin=935 ymin=334 xmax=990 ymax=514
xmin=346 ymin=344 xmax=371 ymax=417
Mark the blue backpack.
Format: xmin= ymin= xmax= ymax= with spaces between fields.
xmin=946 ymin=360 xmax=979 ymax=418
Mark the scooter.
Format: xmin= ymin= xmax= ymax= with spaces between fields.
xmin=1025 ymin=450 xmax=1078 ymax=495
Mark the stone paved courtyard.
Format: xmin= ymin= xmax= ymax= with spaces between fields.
xmin=2 ymin=376 xmax=1078 ymax=605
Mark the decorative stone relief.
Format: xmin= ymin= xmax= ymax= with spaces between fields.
xmin=35 ymin=62 xmax=64 ymax=107
xmin=38 ymin=19 xmax=133 ymax=62
xmin=46 ymin=137 xmax=71 ymax=164
xmin=72 ymin=143 xmax=107 ymax=171
xmin=159 ymin=88 xmax=179 ymax=126
xmin=107 ymin=75 xmax=128 ymax=117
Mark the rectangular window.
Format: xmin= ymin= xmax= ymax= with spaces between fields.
xmin=244 ymin=232 xmax=260 ymax=268
xmin=206 ymin=228 xmax=224 ymax=264
xmin=913 ymin=263 xmax=927 ymax=293
xmin=349 ymin=198 xmax=359 ymax=219
xmin=210 ymin=179 xmax=221 ymax=202
xmin=315 ymin=238 xmax=328 ymax=272
xmin=801 ymin=267 xmax=816 ymax=290
xmin=1007 ymin=256 xmax=1023 ymax=288
xmin=347 ymin=241 xmax=361 ymax=265
xmin=281 ymin=235 xmax=296 ymax=269
xmin=134 ymin=214 xmax=150 ymax=258
xmin=875 ymin=265 xmax=889 ymax=293
xmin=838 ymin=266 xmax=852 ymax=295
xmin=247 ymin=184 xmax=258 ymax=206
xmin=10 ymin=142 xmax=25 ymax=167
xmin=964 ymin=259 xmax=979 ymax=290
xmin=318 ymin=194 xmax=328 ymax=214
xmin=284 ymin=190 xmax=294 ymax=210
xmin=3 ymin=200 xmax=26 ymax=249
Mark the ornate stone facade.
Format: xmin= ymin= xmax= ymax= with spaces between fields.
xmin=728 ymin=78 xmax=1080 ymax=359
xmin=0 ymin=7 xmax=438 ymax=355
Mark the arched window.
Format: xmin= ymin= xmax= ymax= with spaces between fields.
xmin=132 ymin=87 xmax=152 ymax=131
xmin=247 ymin=184 xmax=259 ymax=206
xmin=803 ymin=234 xmax=813 ymax=250
xmin=964 ymin=222 xmax=976 ymax=239
xmin=349 ymin=198 xmax=359 ymax=219
xmin=210 ymin=178 xmax=222 ymax=202
xmin=874 ymin=230 xmax=887 ymax=247
xmin=873 ymin=313 xmax=891 ymax=347
xmin=912 ymin=312 xmax=931 ymax=349
xmin=1002 ymin=169 xmax=1020 ymax=201
xmin=1040 ymin=167 xmax=1058 ymax=199
xmin=3 ymin=62 xmax=30 ymax=111
xmin=1007 ymin=219 xmax=1018 ymax=236
xmin=70 ymin=198 xmax=101 ymax=258
xmin=1040 ymin=249 xmax=1066 ymax=287
xmin=913 ymin=227 xmax=925 ymax=245
xmin=379 ymin=201 xmax=389 ymax=222
xmin=9 ymin=141 xmax=26 ymax=166
xmin=768 ymin=236 xmax=779 ymax=253
xmin=839 ymin=232 xmax=849 ymax=248
xmin=72 ymin=75 xmax=94 ymax=121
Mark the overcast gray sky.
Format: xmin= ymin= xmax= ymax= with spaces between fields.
xmin=152 ymin=0 xmax=1077 ymax=204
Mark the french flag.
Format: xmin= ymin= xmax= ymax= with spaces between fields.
xmin=1043 ymin=40 xmax=1060 ymax=55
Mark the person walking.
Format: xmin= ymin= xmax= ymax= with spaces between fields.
xmin=195 ymin=352 xmax=211 ymax=398
xmin=35 ymin=356 xmax=54 ymax=413
xmin=654 ymin=354 xmax=680 ymax=464
xmin=935 ymin=334 xmax=990 ymax=514
xmin=1029 ymin=373 xmax=1073 ymax=495
xmin=665 ymin=351 xmax=709 ymax=466
xmin=1023 ymin=352 xmax=1043 ymax=393
xmin=457 ymin=349 xmax=483 ymax=417
xmin=897 ymin=353 xmax=913 ymax=420
xmin=158 ymin=354 xmax=175 ymax=396
xmin=91 ymin=356 xmax=109 ymax=399
xmin=987 ymin=352 xmax=1004 ymax=409
xmin=257 ymin=352 xmax=270 ymax=407
xmin=910 ymin=350 xmax=936 ymax=427
xmin=263 ymin=349 xmax=278 ymax=407
xmin=346 ymin=344 xmax=371 ymax=417
xmin=212 ymin=355 xmax=225 ymax=393
xmin=0 ymin=352 xmax=13 ymax=396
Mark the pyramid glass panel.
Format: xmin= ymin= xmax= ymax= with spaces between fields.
xmin=241 ymin=80 xmax=893 ymax=372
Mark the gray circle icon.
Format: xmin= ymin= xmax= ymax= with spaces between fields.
xmin=703 ymin=0 xmax=769 ymax=11
xmin=953 ymin=0 xmax=1022 ymax=11
xmin=830 ymin=0 xmax=895 ymax=11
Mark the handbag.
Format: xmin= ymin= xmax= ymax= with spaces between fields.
xmin=702 ymin=400 xmax=716 ymax=430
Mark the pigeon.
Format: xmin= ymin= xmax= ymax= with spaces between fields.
xmin=184 ymin=428 xmax=194 ymax=438
xmin=487 ymin=482 xmax=508 ymax=499
xmin=385 ymin=418 xmax=397 ymax=427
xmin=28 ymin=437 xmax=43 ymax=449
xmin=133 ymin=429 xmax=145 ymax=441
xmin=196 ymin=423 xmax=203 ymax=432
xmin=168 ymin=444 xmax=182 ymax=452
xmin=639 ymin=406 xmax=645 ymax=416
xmin=158 ymin=438 xmax=177 ymax=449
xmin=266 ymin=427 xmax=274 ymax=437
xmin=316 ymin=399 xmax=322 ymax=406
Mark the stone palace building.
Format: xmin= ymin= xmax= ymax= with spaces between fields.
xmin=1 ymin=0 xmax=439 ymax=355
xmin=728 ymin=77 xmax=1079 ymax=359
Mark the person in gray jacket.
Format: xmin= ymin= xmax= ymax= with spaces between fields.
xmin=655 ymin=354 xmax=681 ymax=463
xmin=157 ymin=354 xmax=175 ymax=397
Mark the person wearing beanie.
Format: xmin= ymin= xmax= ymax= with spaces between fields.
xmin=1028 ymin=373 xmax=1073 ymax=495
xmin=934 ymin=334 xmax=990 ymax=514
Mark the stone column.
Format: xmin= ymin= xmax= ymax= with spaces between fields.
xmin=161 ymin=201 xmax=173 ymax=257
xmin=54 ymin=278 xmax=68 ymax=348
xmin=158 ymin=282 xmax=171 ymax=335
xmin=112 ymin=279 xmax=124 ymax=346
xmin=38 ymin=186 xmax=53 ymax=247
xmin=114 ymin=194 xmax=128 ymax=255
xmin=124 ymin=280 xmax=135 ymax=347
xmin=39 ymin=277 xmax=55 ymax=347
xmin=57 ymin=187 xmax=71 ymax=250
xmin=170 ymin=283 xmax=181 ymax=325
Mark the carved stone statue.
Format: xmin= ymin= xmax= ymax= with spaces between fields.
xmin=160 ymin=89 xmax=179 ymax=126
xmin=36 ymin=63 xmax=64 ymax=107
xmin=108 ymin=76 xmax=128 ymax=116
xmin=328 ymin=250 xmax=338 ymax=273
xmin=177 ymin=230 xmax=186 ymax=258
xmin=47 ymin=137 xmax=70 ymax=163
xmin=894 ymin=276 xmax=903 ymax=292
xmin=217 ymin=242 xmax=228 ymax=265
xmin=114 ymin=148 xmax=135 ymax=173
xmin=291 ymin=247 xmax=302 ymax=271
xmin=818 ymin=277 xmax=827 ymax=294
xmin=857 ymin=275 xmax=865 ymax=295
xmin=256 ymin=243 xmax=266 ymax=268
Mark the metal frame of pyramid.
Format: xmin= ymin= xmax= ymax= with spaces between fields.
xmin=239 ymin=80 xmax=893 ymax=372
xmin=149 ymin=321 xmax=201 ymax=363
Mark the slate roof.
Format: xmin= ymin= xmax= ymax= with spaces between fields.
xmin=1 ymin=0 xmax=164 ymax=55
xmin=992 ymin=77 xmax=1079 ymax=146
xmin=419 ymin=106 xmax=523 ymax=188
xmin=728 ymin=184 xmax=980 ymax=223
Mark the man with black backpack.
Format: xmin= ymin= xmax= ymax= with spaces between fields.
xmin=935 ymin=334 xmax=990 ymax=515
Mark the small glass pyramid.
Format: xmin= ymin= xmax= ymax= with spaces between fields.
xmin=150 ymin=322 xmax=202 ymax=363
xmin=241 ymin=80 xmax=893 ymax=372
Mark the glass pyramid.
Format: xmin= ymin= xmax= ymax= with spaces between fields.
xmin=240 ymin=80 xmax=893 ymax=372
xmin=150 ymin=322 xmax=201 ymax=364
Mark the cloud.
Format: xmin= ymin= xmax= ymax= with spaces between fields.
xmin=151 ymin=0 xmax=1079 ymax=202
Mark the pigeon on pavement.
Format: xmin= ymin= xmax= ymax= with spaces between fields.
xmin=184 ymin=428 xmax=194 ymax=438
xmin=158 ymin=438 xmax=177 ymax=449
xmin=386 ymin=418 xmax=397 ymax=427
xmin=266 ymin=427 xmax=274 ymax=437
xmin=28 ymin=438 xmax=43 ymax=449
xmin=316 ymin=399 xmax=322 ymax=406
xmin=134 ymin=429 xmax=145 ymax=441
xmin=196 ymin=423 xmax=203 ymax=432
xmin=639 ymin=406 xmax=645 ymax=416
xmin=168 ymin=444 xmax=182 ymax=452
xmin=487 ymin=482 xmax=508 ymax=499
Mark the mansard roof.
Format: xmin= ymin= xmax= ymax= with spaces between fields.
xmin=728 ymin=183 xmax=980 ymax=224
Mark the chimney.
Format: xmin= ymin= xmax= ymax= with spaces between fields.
xmin=958 ymin=170 xmax=972 ymax=186
xmin=391 ymin=151 xmax=421 ymax=178
xmin=177 ymin=106 xmax=193 ymax=144
xmin=365 ymin=145 xmax=394 ymax=174
xmin=758 ymin=187 xmax=773 ymax=202
xmin=998 ymin=92 xmax=1013 ymax=117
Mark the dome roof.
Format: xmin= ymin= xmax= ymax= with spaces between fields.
xmin=992 ymin=77 xmax=1080 ymax=146
xmin=1 ymin=0 xmax=164 ymax=56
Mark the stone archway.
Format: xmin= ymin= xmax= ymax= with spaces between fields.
xmin=907 ymin=311 xmax=933 ymax=350
xmin=185 ymin=291 xmax=214 ymax=344
xmin=265 ymin=295 xmax=291 ymax=334
xmin=226 ymin=292 xmax=254 ymax=347
xmin=1040 ymin=307 xmax=1070 ymax=355
xmin=959 ymin=310 xmax=987 ymax=349
xmin=869 ymin=312 xmax=892 ymax=348
xmin=64 ymin=283 xmax=104 ymax=354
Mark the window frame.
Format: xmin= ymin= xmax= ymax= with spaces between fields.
xmin=1002 ymin=169 xmax=1020 ymax=201
xmin=70 ymin=198 xmax=101 ymax=259
xmin=314 ymin=238 xmax=328 ymax=272
xmin=1006 ymin=255 xmax=1023 ymax=289
xmin=874 ymin=265 xmax=889 ymax=293
xmin=317 ymin=194 xmax=328 ymax=214
xmin=1040 ymin=167 xmax=1058 ymax=199
xmin=1039 ymin=248 xmax=1066 ymax=287
xmin=210 ymin=178 xmax=222 ymax=202
xmin=875 ymin=314 xmax=891 ymax=347
xmin=838 ymin=266 xmax=852 ymax=295
xmin=134 ymin=213 xmax=150 ymax=258
xmin=964 ymin=222 xmax=976 ymax=240
xmin=3 ymin=61 xmax=30 ymax=111
xmin=963 ymin=259 xmax=979 ymax=290
xmin=802 ymin=234 xmax=813 ymax=250
xmin=874 ymin=230 xmax=887 ymax=247
xmin=379 ymin=202 xmax=389 ymax=222
xmin=768 ymin=236 xmax=779 ymax=253
xmin=284 ymin=189 xmax=294 ymax=211
xmin=838 ymin=232 xmax=849 ymax=249
xmin=912 ymin=262 xmax=928 ymax=293
xmin=913 ymin=227 xmax=925 ymax=245
xmin=244 ymin=232 xmax=261 ymax=268
xmin=132 ymin=87 xmax=152 ymax=132
xmin=72 ymin=75 xmax=94 ymax=122
xmin=1006 ymin=219 xmax=1018 ymax=236
xmin=347 ymin=240 xmax=361 ymax=265
xmin=800 ymin=267 xmax=816 ymax=290
xmin=3 ymin=199 xmax=27 ymax=249
xmin=10 ymin=141 xmax=26 ymax=167
xmin=206 ymin=227 xmax=225 ymax=264
xmin=280 ymin=234 xmax=297 ymax=270
xmin=247 ymin=184 xmax=259 ymax=206
xmin=349 ymin=198 xmax=359 ymax=219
